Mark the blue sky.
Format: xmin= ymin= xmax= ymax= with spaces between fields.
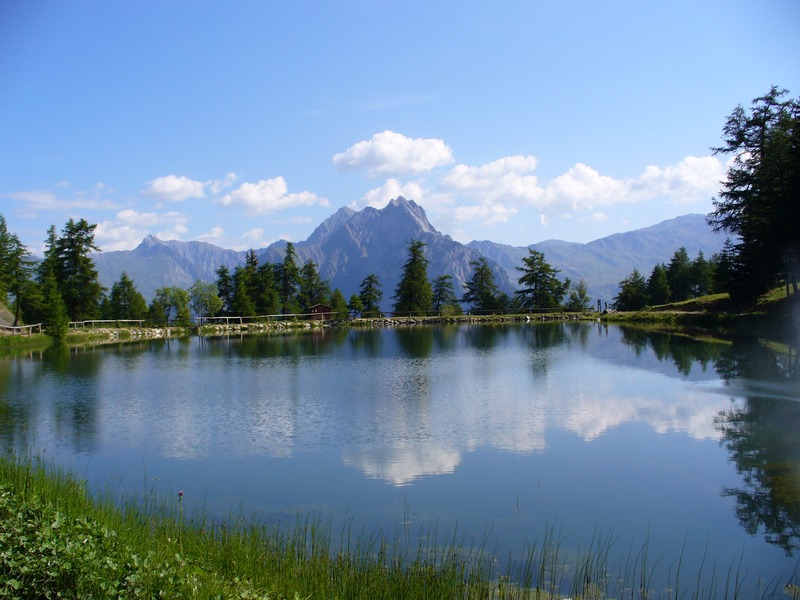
xmin=2 ymin=1 xmax=799 ymax=254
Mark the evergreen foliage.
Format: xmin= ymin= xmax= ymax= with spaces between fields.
xmin=104 ymin=272 xmax=147 ymax=320
xmin=215 ymin=265 xmax=234 ymax=316
xmin=708 ymin=86 xmax=800 ymax=301
xmin=48 ymin=219 xmax=105 ymax=322
xmin=0 ymin=214 xmax=35 ymax=326
xmin=515 ymin=249 xmax=567 ymax=309
xmin=613 ymin=268 xmax=648 ymax=311
xmin=462 ymin=258 xmax=499 ymax=311
xmin=298 ymin=259 xmax=330 ymax=312
xmin=348 ymin=294 xmax=364 ymax=318
xmin=358 ymin=274 xmax=383 ymax=317
xmin=392 ymin=240 xmax=432 ymax=315
xmin=329 ymin=288 xmax=349 ymax=320
xmin=645 ymin=264 xmax=671 ymax=305
xmin=278 ymin=243 xmax=301 ymax=314
xmin=431 ymin=275 xmax=460 ymax=313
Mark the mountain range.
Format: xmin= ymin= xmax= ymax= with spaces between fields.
xmin=91 ymin=197 xmax=727 ymax=306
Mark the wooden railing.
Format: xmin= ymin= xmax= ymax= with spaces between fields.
xmin=68 ymin=320 xmax=145 ymax=329
xmin=0 ymin=323 xmax=44 ymax=335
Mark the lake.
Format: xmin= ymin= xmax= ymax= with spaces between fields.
xmin=1 ymin=322 xmax=798 ymax=595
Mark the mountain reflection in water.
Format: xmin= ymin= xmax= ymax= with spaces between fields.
xmin=1 ymin=322 xmax=798 ymax=582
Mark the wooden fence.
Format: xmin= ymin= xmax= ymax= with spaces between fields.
xmin=0 ymin=323 xmax=44 ymax=335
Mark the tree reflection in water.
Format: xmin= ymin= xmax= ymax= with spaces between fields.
xmin=615 ymin=326 xmax=800 ymax=555
xmin=714 ymin=339 xmax=800 ymax=556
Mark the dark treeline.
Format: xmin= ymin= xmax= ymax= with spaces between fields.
xmin=613 ymin=246 xmax=725 ymax=311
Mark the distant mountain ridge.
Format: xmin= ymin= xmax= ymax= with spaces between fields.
xmin=469 ymin=213 xmax=726 ymax=301
xmin=92 ymin=198 xmax=725 ymax=306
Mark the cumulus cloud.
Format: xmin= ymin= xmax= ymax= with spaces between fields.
xmin=356 ymin=178 xmax=428 ymax=209
xmin=541 ymin=163 xmax=627 ymax=210
xmin=333 ymin=130 xmax=454 ymax=176
xmin=631 ymin=156 xmax=725 ymax=204
xmin=438 ymin=154 xmax=724 ymax=225
xmin=94 ymin=209 xmax=188 ymax=251
xmin=145 ymin=175 xmax=206 ymax=201
xmin=220 ymin=177 xmax=329 ymax=213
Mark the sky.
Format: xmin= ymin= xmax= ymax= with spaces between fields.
xmin=2 ymin=1 xmax=799 ymax=255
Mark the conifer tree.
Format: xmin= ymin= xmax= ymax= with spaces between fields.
xmin=708 ymin=86 xmax=800 ymax=300
xmin=358 ymin=274 xmax=383 ymax=317
xmin=462 ymin=258 xmax=499 ymax=311
xmin=392 ymin=240 xmax=432 ymax=315
xmin=515 ymin=249 xmax=567 ymax=309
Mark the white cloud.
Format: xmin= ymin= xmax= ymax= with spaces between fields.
xmin=208 ymin=172 xmax=238 ymax=195
xmin=197 ymin=226 xmax=224 ymax=240
xmin=333 ymin=130 xmax=454 ymax=176
xmin=541 ymin=163 xmax=627 ymax=210
xmin=356 ymin=178 xmax=428 ymax=209
xmin=437 ymin=154 xmax=724 ymax=226
xmin=439 ymin=155 xmax=540 ymax=224
xmin=242 ymin=228 xmax=264 ymax=241
xmin=453 ymin=203 xmax=518 ymax=225
xmin=145 ymin=175 xmax=206 ymax=201
xmin=94 ymin=209 xmax=188 ymax=251
xmin=631 ymin=156 xmax=725 ymax=204
xmin=220 ymin=177 xmax=329 ymax=214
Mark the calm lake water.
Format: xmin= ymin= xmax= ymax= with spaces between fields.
xmin=2 ymin=322 xmax=799 ymax=593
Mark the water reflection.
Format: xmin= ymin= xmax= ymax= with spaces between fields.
xmin=1 ymin=324 xmax=799 ymax=568
xmin=713 ymin=338 xmax=800 ymax=556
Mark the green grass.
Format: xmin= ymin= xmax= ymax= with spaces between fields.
xmin=1 ymin=453 xmax=796 ymax=599
xmin=0 ymin=333 xmax=52 ymax=356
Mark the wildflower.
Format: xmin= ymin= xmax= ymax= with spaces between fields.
xmin=178 ymin=490 xmax=184 ymax=502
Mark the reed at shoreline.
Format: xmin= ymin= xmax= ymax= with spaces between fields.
xmin=1 ymin=452 xmax=795 ymax=599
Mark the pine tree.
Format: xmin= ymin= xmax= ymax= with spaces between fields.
xmin=277 ymin=243 xmax=301 ymax=314
xmin=613 ymin=268 xmax=648 ymax=311
xmin=515 ymin=249 xmax=567 ymax=309
xmin=462 ymin=258 xmax=499 ymax=311
xmin=46 ymin=218 xmax=104 ymax=322
xmin=329 ymin=288 xmax=349 ymax=320
xmin=646 ymin=264 xmax=671 ymax=305
xmin=298 ymin=259 xmax=330 ymax=312
xmin=392 ymin=240 xmax=432 ymax=315
xmin=215 ymin=265 xmax=234 ymax=316
xmin=432 ymin=274 xmax=459 ymax=312
xmin=358 ymin=274 xmax=383 ymax=317
xmin=106 ymin=272 xmax=147 ymax=320
xmin=708 ymin=86 xmax=800 ymax=301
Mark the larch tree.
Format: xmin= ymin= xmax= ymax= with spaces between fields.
xmin=515 ymin=249 xmax=567 ymax=309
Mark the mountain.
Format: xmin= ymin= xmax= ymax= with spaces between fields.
xmin=468 ymin=214 xmax=726 ymax=302
xmin=252 ymin=197 xmax=515 ymax=302
xmin=93 ymin=197 xmax=514 ymax=303
xmin=92 ymin=236 xmax=245 ymax=302
xmin=92 ymin=199 xmax=726 ymax=306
